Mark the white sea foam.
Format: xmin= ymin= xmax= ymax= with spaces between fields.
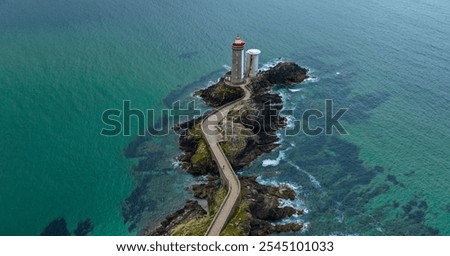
xmin=255 ymin=176 xmax=301 ymax=191
xmin=287 ymin=160 xmax=322 ymax=189
xmin=278 ymin=89 xmax=297 ymax=110
xmin=262 ymin=150 xmax=286 ymax=167
xmin=255 ymin=165 xmax=310 ymax=232
xmin=275 ymin=131 xmax=284 ymax=144
xmin=260 ymin=177 xmax=309 ymax=232
xmin=279 ymin=197 xmax=308 ymax=212
xmin=195 ymin=175 xmax=209 ymax=183
xmin=259 ymin=58 xmax=285 ymax=71
xmin=222 ymin=64 xmax=231 ymax=71
xmin=261 ymin=159 xmax=279 ymax=167
xmin=261 ymin=146 xmax=293 ymax=167
xmin=171 ymin=159 xmax=182 ymax=169
xmin=304 ymin=76 xmax=320 ymax=83
xmin=284 ymin=114 xmax=295 ymax=130
xmin=187 ymin=175 xmax=210 ymax=187
xmin=278 ymin=90 xmax=289 ymax=101
xmin=302 ymin=222 xmax=310 ymax=232
xmin=288 ymin=88 xmax=302 ymax=92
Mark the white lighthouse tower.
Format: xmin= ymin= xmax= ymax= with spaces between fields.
xmin=231 ymin=36 xmax=245 ymax=84
xmin=245 ymin=49 xmax=261 ymax=78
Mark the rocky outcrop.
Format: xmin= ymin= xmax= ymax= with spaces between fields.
xmin=176 ymin=62 xmax=307 ymax=174
xmin=145 ymin=176 xmax=302 ymax=236
xmin=250 ymin=62 xmax=308 ymax=94
xmin=142 ymin=62 xmax=308 ymax=236
xmin=250 ymin=220 xmax=302 ymax=236
xmin=242 ymin=176 xmax=303 ymax=235
xmin=194 ymin=76 xmax=244 ymax=107
xmin=261 ymin=62 xmax=309 ymax=86
xmin=177 ymin=123 xmax=219 ymax=176
xmin=220 ymin=93 xmax=284 ymax=169
xmin=141 ymin=200 xmax=207 ymax=236
xmin=241 ymin=176 xmax=297 ymax=221
xmin=192 ymin=176 xmax=220 ymax=199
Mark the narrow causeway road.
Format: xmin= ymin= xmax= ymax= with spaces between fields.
xmin=203 ymin=81 xmax=251 ymax=236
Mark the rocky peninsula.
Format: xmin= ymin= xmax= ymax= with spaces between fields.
xmin=140 ymin=62 xmax=309 ymax=236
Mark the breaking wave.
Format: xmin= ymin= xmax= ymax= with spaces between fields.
xmin=259 ymin=58 xmax=285 ymax=71
xmin=284 ymin=114 xmax=296 ymax=130
xmin=304 ymin=76 xmax=319 ymax=83
xmin=262 ymin=150 xmax=286 ymax=167
xmin=171 ymin=159 xmax=182 ymax=169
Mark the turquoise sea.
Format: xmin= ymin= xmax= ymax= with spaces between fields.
xmin=0 ymin=0 xmax=449 ymax=235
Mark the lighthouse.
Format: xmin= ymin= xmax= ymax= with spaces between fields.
xmin=231 ymin=36 xmax=245 ymax=84
xmin=245 ymin=49 xmax=261 ymax=78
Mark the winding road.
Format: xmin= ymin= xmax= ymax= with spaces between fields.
xmin=203 ymin=81 xmax=251 ymax=236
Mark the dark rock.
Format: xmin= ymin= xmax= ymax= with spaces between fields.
xmin=73 ymin=219 xmax=94 ymax=236
xmin=239 ymin=176 xmax=303 ymax=235
xmin=241 ymin=176 xmax=298 ymax=221
xmin=141 ymin=200 xmax=207 ymax=236
xmin=260 ymin=62 xmax=309 ymax=86
xmin=192 ymin=179 xmax=218 ymax=199
xmin=40 ymin=217 xmax=71 ymax=236
xmin=250 ymin=219 xmax=303 ymax=236
xmin=194 ymin=78 xmax=244 ymax=108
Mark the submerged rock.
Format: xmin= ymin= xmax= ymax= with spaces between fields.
xmin=73 ymin=219 xmax=94 ymax=236
xmin=41 ymin=217 xmax=95 ymax=236
xmin=40 ymin=217 xmax=71 ymax=236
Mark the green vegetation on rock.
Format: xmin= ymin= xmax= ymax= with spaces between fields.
xmin=217 ymin=83 xmax=243 ymax=99
xmin=187 ymin=123 xmax=212 ymax=166
xmin=191 ymin=139 xmax=210 ymax=165
xmin=220 ymin=190 xmax=251 ymax=236
xmin=220 ymin=134 xmax=247 ymax=160
xmin=171 ymin=186 xmax=227 ymax=236
xmin=170 ymin=215 xmax=212 ymax=236
xmin=187 ymin=123 xmax=203 ymax=139
xmin=221 ymin=141 xmax=233 ymax=158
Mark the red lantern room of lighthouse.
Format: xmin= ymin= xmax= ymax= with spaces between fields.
xmin=233 ymin=36 xmax=246 ymax=47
